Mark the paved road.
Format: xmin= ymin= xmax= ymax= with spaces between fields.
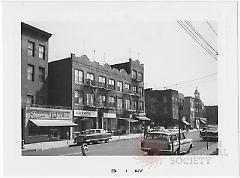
xmin=22 ymin=131 xmax=217 ymax=156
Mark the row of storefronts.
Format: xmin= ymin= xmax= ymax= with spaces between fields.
xmin=22 ymin=106 xmax=150 ymax=144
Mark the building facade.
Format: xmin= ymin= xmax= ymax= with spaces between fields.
xmin=194 ymin=88 xmax=205 ymax=128
xmin=145 ymin=88 xmax=180 ymax=128
xmin=183 ymin=96 xmax=195 ymax=128
xmin=21 ymin=22 xmax=51 ymax=107
xmin=21 ymin=23 xmax=76 ymax=144
xmin=205 ymin=105 xmax=218 ymax=125
xmin=111 ymin=59 xmax=148 ymax=132
xmin=48 ymin=54 xmax=147 ymax=136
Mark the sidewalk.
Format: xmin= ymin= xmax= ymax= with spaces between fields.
xmin=22 ymin=133 xmax=143 ymax=152
xmin=189 ymin=143 xmax=218 ymax=155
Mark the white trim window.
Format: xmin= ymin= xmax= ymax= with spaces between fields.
xmin=117 ymin=81 xmax=123 ymax=92
xmin=74 ymin=70 xmax=83 ymax=84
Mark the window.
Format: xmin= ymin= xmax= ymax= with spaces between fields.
xmin=139 ymin=101 xmax=144 ymax=111
xmin=133 ymin=101 xmax=137 ymax=110
xmin=26 ymin=95 xmax=34 ymax=105
xmin=117 ymin=98 xmax=123 ymax=109
xmin=108 ymin=79 xmax=115 ymax=89
xmin=28 ymin=41 xmax=34 ymax=56
xmin=27 ymin=64 xmax=34 ymax=81
xmin=39 ymin=45 xmax=45 ymax=59
xmin=99 ymin=76 xmax=106 ymax=87
xmin=87 ymin=73 xmax=94 ymax=85
xmin=163 ymin=96 xmax=167 ymax=103
xmin=125 ymin=99 xmax=131 ymax=110
xmin=138 ymin=72 xmax=143 ymax=81
xmin=39 ymin=67 xmax=45 ymax=82
xmin=133 ymin=85 xmax=137 ymax=93
xmin=99 ymin=95 xmax=106 ymax=107
xmin=74 ymin=70 xmax=83 ymax=84
xmin=125 ymin=83 xmax=130 ymax=90
xmin=139 ymin=87 xmax=144 ymax=96
xmin=86 ymin=93 xmax=94 ymax=106
xmin=117 ymin=81 xmax=123 ymax=92
xmin=74 ymin=91 xmax=83 ymax=105
xmin=108 ymin=96 xmax=115 ymax=103
xmin=132 ymin=70 xmax=137 ymax=79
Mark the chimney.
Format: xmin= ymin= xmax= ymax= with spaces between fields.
xmin=71 ymin=53 xmax=75 ymax=59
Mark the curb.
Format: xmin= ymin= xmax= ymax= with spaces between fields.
xmin=22 ymin=136 xmax=143 ymax=151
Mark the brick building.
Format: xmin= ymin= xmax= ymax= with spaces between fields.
xmin=21 ymin=22 xmax=51 ymax=106
xmin=145 ymin=88 xmax=180 ymax=128
xmin=111 ymin=59 xmax=149 ymax=132
xmin=21 ymin=23 xmax=76 ymax=144
xmin=205 ymin=105 xmax=218 ymax=125
xmin=48 ymin=55 xmax=147 ymax=135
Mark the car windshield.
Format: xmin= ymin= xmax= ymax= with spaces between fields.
xmin=146 ymin=133 xmax=170 ymax=141
xmin=84 ymin=130 xmax=95 ymax=134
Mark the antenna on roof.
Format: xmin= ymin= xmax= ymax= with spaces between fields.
xmin=93 ymin=49 xmax=96 ymax=61
xmin=103 ymin=52 xmax=106 ymax=64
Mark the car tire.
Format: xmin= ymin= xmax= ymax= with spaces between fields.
xmin=147 ymin=151 xmax=153 ymax=156
xmin=187 ymin=147 xmax=191 ymax=154
xmin=105 ymin=139 xmax=109 ymax=143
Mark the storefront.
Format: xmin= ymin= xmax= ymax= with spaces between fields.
xmin=102 ymin=112 xmax=117 ymax=132
xmin=134 ymin=113 xmax=151 ymax=132
xmin=118 ymin=117 xmax=138 ymax=134
xmin=73 ymin=110 xmax=98 ymax=132
xmin=23 ymin=107 xmax=76 ymax=144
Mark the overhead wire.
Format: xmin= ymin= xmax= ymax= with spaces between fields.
xmin=177 ymin=21 xmax=218 ymax=60
xmin=185 ymin=21 xmax=218 ymax=56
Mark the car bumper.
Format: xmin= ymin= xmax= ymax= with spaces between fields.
xmin=141 ymin=147 xmax=173 ymax=154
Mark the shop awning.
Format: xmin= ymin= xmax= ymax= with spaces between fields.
xmin=199 ymin=119 xmax=207 ymax=124
xmin=119 ymin=118 xmax=138 ymax=123
xmin=182 ymin=120 xmax=190 ymax=125
xmin=136 ymin=116 xmax=151 ymax=121
xmin=30 ymin=119 xmax=77 ymax=127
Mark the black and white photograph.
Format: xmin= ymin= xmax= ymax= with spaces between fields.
xmin=1 ymin=1 xmax=239 ymax=177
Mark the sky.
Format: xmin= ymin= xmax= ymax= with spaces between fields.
xmin=19 ymin=1 xmax=217 ymax=105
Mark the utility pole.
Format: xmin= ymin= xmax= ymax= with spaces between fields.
xmin=178 ymin=103 xmax=183 ymax=155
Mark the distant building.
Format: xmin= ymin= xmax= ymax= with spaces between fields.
xmin=205 ymin=105 xmax=218 ymax=125
xmin=194 ymin=88 xmax=205 ymax=128
xmin=48 ymin=55 xmax=148 ymax=135
xmin=145 ymin=88 xmax=180 ymax=128
xmin=183 ymin=96 xmax=195 ymax=128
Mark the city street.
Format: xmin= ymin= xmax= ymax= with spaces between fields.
xmin=22 ymin=131 xmax=218 ymax=156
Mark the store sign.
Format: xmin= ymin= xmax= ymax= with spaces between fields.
xmin=103 ymin=113 xmax=116 ymax=118
xmin=74 ymin=110 xmax=97 ymax=117
xmin=26 ymin=107 xmax=72 ymax=120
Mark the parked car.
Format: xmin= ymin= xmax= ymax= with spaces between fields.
xmin=200 ymin=125 xmax=218 ymax=142
xmin=74 ymin=129 xmax=112 ymax=145
xmin=140 ymin=130 xmax=193 ymax=155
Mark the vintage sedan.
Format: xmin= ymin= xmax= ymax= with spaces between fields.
xmin=141 ymin=130 xmax=193 ymax=155
xmin=74 ymin=129 xmax=112 ymax=145
xmin=200 ymin=125 xmax=218 ymax=142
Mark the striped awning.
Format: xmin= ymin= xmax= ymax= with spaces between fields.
xmin=136 ymin=116 xmax=151 ymax=121
xmin=30 ymin=119 xmax=77 ymax=127
xmin=119 ymin=118 xmax=138 ymax=123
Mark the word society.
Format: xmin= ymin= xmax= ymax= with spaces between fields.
xmin=170 ymin=156 xmax=211 ymax=165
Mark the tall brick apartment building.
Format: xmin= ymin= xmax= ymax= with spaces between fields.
xmin=205 ymin=105 xmax=218 ymax=125
xmin=21 ymin=23 xmax=76 ymax=144
xmin=145 ymin=88 xmax=180 ymax=128
xmin=48 ymin=55 xmax=148 ymax=135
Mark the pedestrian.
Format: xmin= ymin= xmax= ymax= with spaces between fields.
xmin=81 ymin=143 xmax=88 ymax=156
